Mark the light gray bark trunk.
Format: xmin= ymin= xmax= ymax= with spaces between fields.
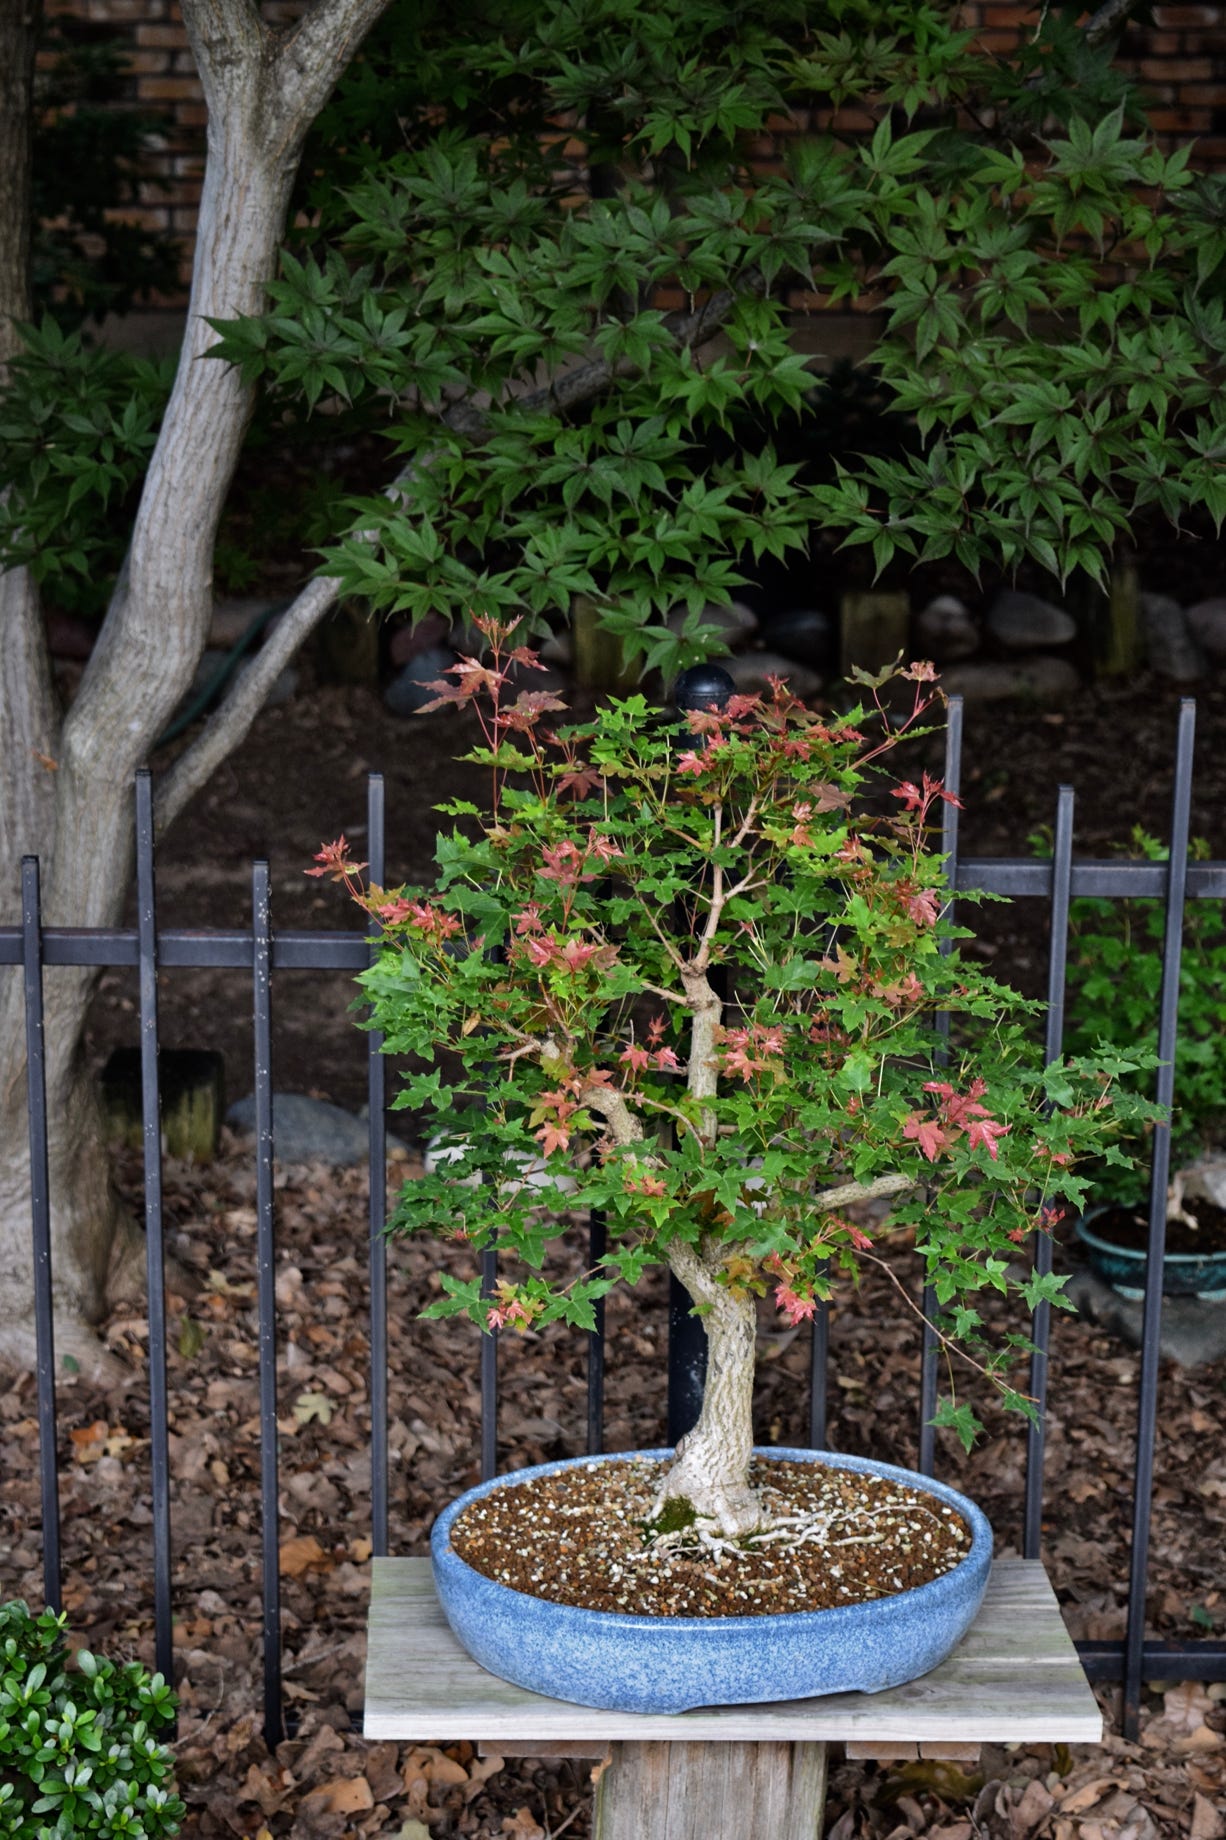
xmin=655 ymin=1241 xmax=761 ymax=1536
xmin=0 ymin=0 xmax=393 ymax=1376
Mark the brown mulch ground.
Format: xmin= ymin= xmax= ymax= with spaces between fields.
xmin=4 ymin=659 xmax=1225 ymax=1835
xmin=1 ymin=1136 xmax=1224 ymax=1838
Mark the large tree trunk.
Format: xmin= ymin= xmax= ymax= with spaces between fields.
xmin=0 ymin=0 xmax=393 ymax=1377
xmin=654 ymin=1242 xmax=762 ymax=1537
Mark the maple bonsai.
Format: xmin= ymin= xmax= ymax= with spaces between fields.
xmin=317 ymin=626 xmax=1149 ymax=1540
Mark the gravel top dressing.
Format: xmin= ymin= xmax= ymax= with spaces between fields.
xmin=450 ymin=1457 xmax=972 ymax=1617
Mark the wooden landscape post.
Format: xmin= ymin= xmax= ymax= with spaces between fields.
xmin=593 ymin=1739 xmax=828 ymax=1840
xmin=839 ymin=589 xmax=911 ymax=678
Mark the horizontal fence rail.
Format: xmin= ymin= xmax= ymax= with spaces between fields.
xmin=3 ymin=701 xmax=1226 ymax=1750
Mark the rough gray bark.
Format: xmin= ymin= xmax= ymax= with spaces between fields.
xmin=0 ymin=0 xmax=52 ymax=891
xmin=0 ymin=0 xmax=395 ymax=1377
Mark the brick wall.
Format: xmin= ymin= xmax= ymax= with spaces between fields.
xmin=962 ymin=3 xmax=1226 ymax=158
xmin=45 ymin=2 xmax=1226 ymax=296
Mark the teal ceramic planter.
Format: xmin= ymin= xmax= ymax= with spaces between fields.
xmin=431 ymin=1447 xmax=992 ymax=1714
xmin=1075 ymin=1206 xmax=1226 ymax=1301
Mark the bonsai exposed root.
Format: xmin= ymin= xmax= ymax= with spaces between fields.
xmin=635 ymin=1500 xmax=945 ymax=1565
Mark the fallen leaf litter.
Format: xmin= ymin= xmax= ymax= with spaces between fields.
xmin=450 ymin=1457 xmax=971 ymax=1616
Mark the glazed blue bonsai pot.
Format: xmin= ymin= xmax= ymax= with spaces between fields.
xmin=431 ymin=1447 xmax=992 ymax=1713
xmin=1075 ymin=1207 xmax=1226 ymax=1301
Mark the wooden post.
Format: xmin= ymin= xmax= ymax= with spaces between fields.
xmin=1085 ymin=557 xmax=1142 ymax=677
xmin=594 ymin=1739 xmax=827 ymax=1840
xmin=572 ymin=596 xmax=641 ymax=693
xmin=101 ymin=1047 xmax=225 ymax=1162
xmin=314 ymin=598 xmax=382 ymax=684
xmin=839 ymin=589 xmax=910 ymax=678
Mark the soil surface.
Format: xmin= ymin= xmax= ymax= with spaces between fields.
xmin=450 ymin=1457 xmax=971 ymax=1615
xmin=1090 ymin=1201 xmax=1226 ymax=1260
xmin=7 ymin=656 xmax=1225 ymax=1836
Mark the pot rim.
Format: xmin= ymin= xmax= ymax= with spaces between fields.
xmin=1075 ymin=1204 xmax=1226 ymax=1269
xmin=431 ymin=1445 xmax=993 ymax=1633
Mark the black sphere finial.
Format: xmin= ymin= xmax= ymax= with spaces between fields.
xmin=673 ymin=663 xmax=736 ymax=714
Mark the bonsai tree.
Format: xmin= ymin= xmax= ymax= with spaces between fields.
xmin=316 ymin=627 xmax=1151 ymax=1540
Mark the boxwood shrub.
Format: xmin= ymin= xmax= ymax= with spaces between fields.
xmin=0 ymin=1600 xmax=183 ymax=1837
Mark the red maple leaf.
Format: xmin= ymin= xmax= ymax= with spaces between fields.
xmin=903 ymin=1112 xmax=950 ymax=1162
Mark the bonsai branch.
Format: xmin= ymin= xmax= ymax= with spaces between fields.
xmin=577 ymin=1080 xmax=646 ymax=1150
xmin=812 ymin=1172 xmax=915 ymax=1211
xmin=860 ymin=1248 xmax=1037 ymax=1405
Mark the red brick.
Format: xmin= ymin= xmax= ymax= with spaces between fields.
xmin=1127 ymin=31 xmax=1183 ymax=51
xmin=1138 ymin=55 xmax=1215 ymax=76
xmin=140 ymin=76 xmax=205 ymax=100
xmin=1153 ymin=6 xmax=1221 ymax=25
xmin=128 ymin=49 xmax=171 ymax=75
xmin=135 ymin=23 xmax=187 ymax=47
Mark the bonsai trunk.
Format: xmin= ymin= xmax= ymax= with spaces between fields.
xmin=655 ymin=1241 xmax=762 ymax=1537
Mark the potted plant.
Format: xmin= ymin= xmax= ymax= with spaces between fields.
xmin=314 ymin=622 xmax=1147 ymax=1712
xmin=1060 ymin=828 xmax=1226 ymax=1300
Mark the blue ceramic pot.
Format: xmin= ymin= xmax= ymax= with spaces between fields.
xmin=1075 ymin=1206 xmax=1226 ymax=1301
xmin=431 ymin=1447 xmax=992 ymax=1713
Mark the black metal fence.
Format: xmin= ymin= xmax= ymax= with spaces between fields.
xmin=3 ymin=696 xmax=1226 ymax=1752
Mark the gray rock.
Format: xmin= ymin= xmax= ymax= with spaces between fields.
xmin=940 ymin=656 xmax=1080 ymax=703
xmin=209 ymin=597 xmax=282 ymax=649
xmin=539 ymin=629 xmax=574 ymax=667
xmin=1185 ymin=596 xmax=1226 ymax=662
xmin=181 ymin=644 xmax=295 ymax=716
xmin=1066 ymin=1264 xmax=1226 ymax=1368
xmin=226 ymin=1092 xmax=409 ymax=1164
xmin=914 ymin=594 xmax=979 ymax=663
xmin=425 ymin=1136 xmax=578 ymax=1195
xmin=388 ymin=612 xmax=451 ymax=666
xmin=1140 ymin=592 xmax=1207 ymax=682
xmin=668 ymin=601 xmax=759 ymax=650
xmin=384 ymin=645 xmax=459 ymax=717
xmin=985 ymin=589 xmax=1076 ymax=651
xmin=758 ymin=606 xmax=835 ymax=671
xmin=721 ymin=650 xmax=822 ymax=700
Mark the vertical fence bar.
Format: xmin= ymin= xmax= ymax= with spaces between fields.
xmin=1023 ymin=783 xmax=1075 ymax=1561
xmin=366 ymin=774 xmax=389 ymax=1556
xmin=667 ymin=1268 xmax=707 ymax=1446
xmin=808 ymin=1261 xmax=831 ymax=1450
xmin=918 ymin=698 xmax=965 ymax=1472
xmin=22 ymin=855 xmax=61 ymax=1613
xmin=480 ymin=1248 xmax=498 ymax=1481
xmin=134 ymin=773 xmax=173 ymax=1684
xmin=1122 ymin=700 xmax=1196 ymax=1738
xmin=251 ymin=861 xmax=283 ymax=1747
xmin=587 ymin=1211 xmax=606 ymax=1455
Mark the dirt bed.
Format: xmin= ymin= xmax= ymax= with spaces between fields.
xmin=1 ymin=1135 xmax=1224 ymax=1837
xmin=5 ymin=661 xmax=1224 ymax=1835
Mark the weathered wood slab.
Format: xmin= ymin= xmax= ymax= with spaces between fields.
xmin=593 ymin=1739 xmax=827 ymax=1840
xmin=364 ymin=1557 xmax=1102 ymax=1745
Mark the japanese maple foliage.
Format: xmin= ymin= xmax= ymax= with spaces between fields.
xmin=318 ymin=621 xmax=1151 ymax=1532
